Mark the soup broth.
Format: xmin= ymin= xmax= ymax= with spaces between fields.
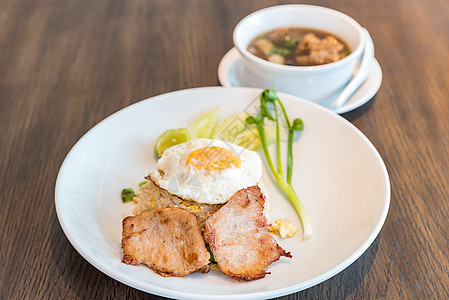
xmin=247 ymin=27 xmax=351 ymax=66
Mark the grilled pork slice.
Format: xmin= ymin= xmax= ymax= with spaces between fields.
xmin=121 ymin=207 xmax=210 ymax=277
xmin=204 ymin=186 xmax=291 ymax=281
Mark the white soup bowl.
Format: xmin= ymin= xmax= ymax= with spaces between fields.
xmin=233 ymin=5 xmax=367 ymax=104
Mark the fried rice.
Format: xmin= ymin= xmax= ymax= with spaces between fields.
xmin=133 ymin=177 xmax=223 ymax=233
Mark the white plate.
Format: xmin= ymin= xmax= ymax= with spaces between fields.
xmin=218 ymin=48 xmax=382 ymax=114
xmin=55 ymin=87 xmax=390 ymax=299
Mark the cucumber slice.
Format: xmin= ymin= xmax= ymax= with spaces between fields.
xmin=232 ymin=125 xmax=276 ymax=150
xmin=188 ymin=107 xmax=220 ymax=139
xmin=213 ymin=112 xmax=248 ymax=141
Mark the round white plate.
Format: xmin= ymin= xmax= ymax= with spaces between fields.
xmin=218 ymin=48 xmax=382 ymax=114
xmin=55 ymin=87 xmax=390 ymax=299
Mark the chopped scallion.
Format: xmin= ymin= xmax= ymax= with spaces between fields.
xmin=269 ymin=47 xmax=291 ymax=57
xmin=121 ymin=188 xmax=136 ymax=203
xmin=139 ymin=180 xmax=148 ymax=187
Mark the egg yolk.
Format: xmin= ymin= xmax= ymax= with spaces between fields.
xmin=187 ymin=147 xmax=241 ymax=172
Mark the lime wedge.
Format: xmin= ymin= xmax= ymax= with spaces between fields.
xmin=213 ymin=112 xmax=248 ymax=141
xmin=188 ymin=107 xmax=220 ymax=139
xmin=154 ymin=128 xmax=191 ymax=156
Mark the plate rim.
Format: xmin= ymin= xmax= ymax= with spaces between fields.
xmin=55 ymin=86 xmax=390 ymax=299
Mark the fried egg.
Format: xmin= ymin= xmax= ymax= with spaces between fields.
xmin=151 ymin=139 xmax=262 ymax=204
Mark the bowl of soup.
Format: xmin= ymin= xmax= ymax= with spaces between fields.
xmin=233 ymin=5 xmax=367 ymax=104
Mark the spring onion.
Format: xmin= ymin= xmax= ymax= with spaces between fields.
xmin=246 ymin=89 xmax=312 ymax=240
xmin=121 ymin=188 xmax=136 ymax=203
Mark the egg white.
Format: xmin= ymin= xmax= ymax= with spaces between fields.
xmin=151 ymin=138 xmax=262 ymax=204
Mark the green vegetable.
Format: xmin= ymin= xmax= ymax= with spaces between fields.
xmin=139 ymin=180 xmax=148 ymax=187
xmin=284 ymin=37 xmax=301 ymax=48
xmin=188 ymin=107 xmax=220 ymax=139
xmin=269 ymin=47 xmax=291 ymax=57
xmin=206 ymin=243 xmax=216 ymax=263
xmin=154 ymin=128 xmax=191 ymax=157
xmin=229 ymin=124 xmax=276 ymax=151
xmin=121 ymin=188 xmax=136 ymax=203
xmin=246 ymin=89 xmax=313 ymax=240
xmin=213 ymin=112 xmax=248 ymax=141
xmin=213 ymin=112 xmax=276 ymax=150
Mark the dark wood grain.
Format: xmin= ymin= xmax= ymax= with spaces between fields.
xmin=1 ymin=0 xmax=448 ymax=299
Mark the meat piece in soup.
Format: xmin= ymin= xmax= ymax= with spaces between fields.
xmin=247 ymin=27 xmax=351 ymax=66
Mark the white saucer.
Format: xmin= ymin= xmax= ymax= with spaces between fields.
xmin=218 ymin=48 xmax=382 ymax=114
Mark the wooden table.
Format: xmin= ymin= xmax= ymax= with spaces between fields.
xmin=1 ymin=0 xmax=448 ymax=298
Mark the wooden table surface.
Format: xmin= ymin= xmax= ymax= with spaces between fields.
xmin=1 ymin=0 xmax=449 ymax=299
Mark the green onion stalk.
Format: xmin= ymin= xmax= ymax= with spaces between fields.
xmin=246 ymin=89 xmax=313 ymax=240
